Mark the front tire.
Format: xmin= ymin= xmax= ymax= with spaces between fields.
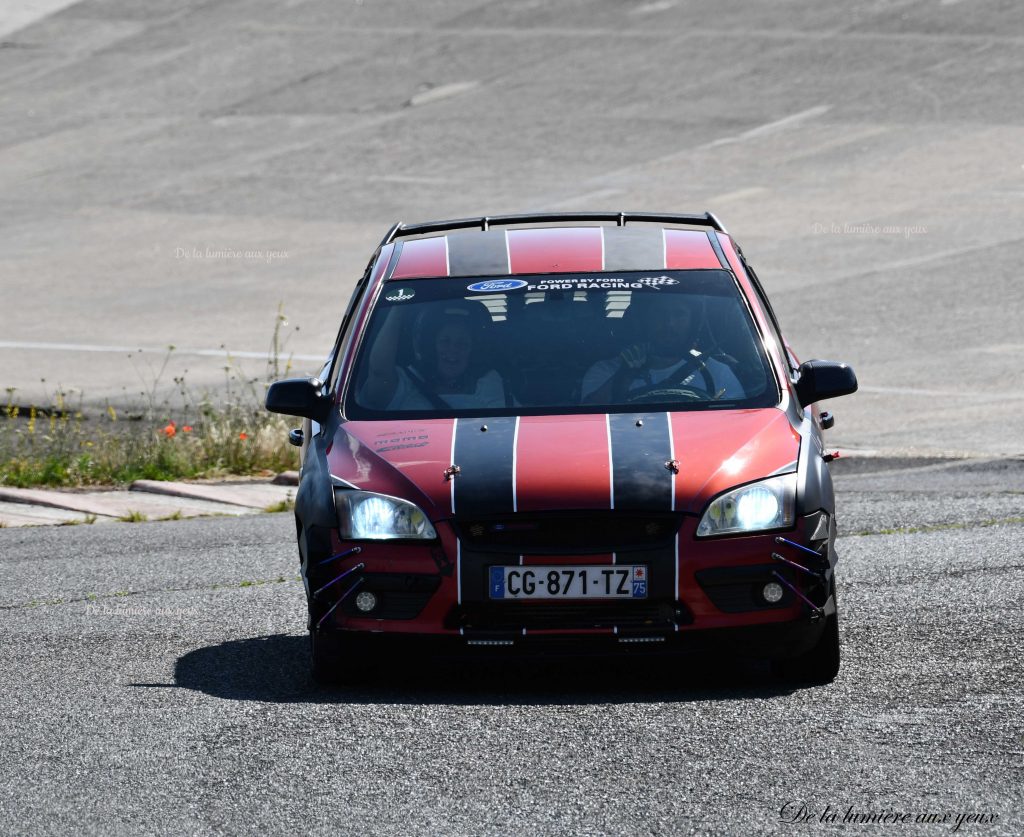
xmin=310 ymin=630 xmax=369 ymax=686
xmin=771 ymin=607 xmax=840 ymax=685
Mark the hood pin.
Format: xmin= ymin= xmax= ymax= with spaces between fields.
xmin=480 ymin=424 xmax=488 ymax=432
xmin=635 ymin=419 xmax=643 ymax=427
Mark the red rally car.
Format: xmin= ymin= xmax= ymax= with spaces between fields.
xmin=266 ymin=212 xmax=858 ymax=684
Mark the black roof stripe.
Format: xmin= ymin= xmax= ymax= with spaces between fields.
xmin=447 ymin=231 xmax=510 ymax=277
xmin=602 ymin=227 xmax=667 ymax=272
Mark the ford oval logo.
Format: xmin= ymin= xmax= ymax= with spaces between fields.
xmin=466 ymin=279 xmax=528 ymax=292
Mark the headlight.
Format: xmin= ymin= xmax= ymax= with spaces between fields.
xmin=696 ymin=473 xmax=796 ymax=537
xmin=335 ymin=490 xmax=437 ymax=540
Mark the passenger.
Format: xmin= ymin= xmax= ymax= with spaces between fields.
xmin=361 ymin=302 xmax=510 ymax=410
xmin=581 ymin=293 xmax=744 ymax=404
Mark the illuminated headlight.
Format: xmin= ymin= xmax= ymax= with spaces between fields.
xmin=335 ymin=490 xmax=437 ymax=540
xmin=696 ymin=474 xmax=796 ymax=537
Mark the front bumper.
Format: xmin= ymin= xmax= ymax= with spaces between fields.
xmin=305 ymin=512 xmax=833 ymax=658
xmin=312 ymin=616 xmax=829 ymax=663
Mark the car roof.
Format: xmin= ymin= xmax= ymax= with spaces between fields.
xmin=381 ymin=212 xmax=737 ymax=279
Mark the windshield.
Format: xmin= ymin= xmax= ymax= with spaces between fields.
xmin=345 ymin=270 xmax=779 ymax=419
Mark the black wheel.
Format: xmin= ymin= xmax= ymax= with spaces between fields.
xmin=310 ymin=630 xmax=369 ymax=686
xmin=772 ymin=578 xmax=840 ymax=684
xmin=772 ymin=606 xmax=840 ymax=685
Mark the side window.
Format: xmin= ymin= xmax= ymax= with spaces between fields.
xmin=745 ymin=265 xmax=799 ymax=379
xmin=328 ymin=252 xmax=388 ymax=392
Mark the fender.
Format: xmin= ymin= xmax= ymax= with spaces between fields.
xmin=794 ymin=411 xmax=839 ymax=595
xmin=294 ymin=410 xmax=343 ymax=625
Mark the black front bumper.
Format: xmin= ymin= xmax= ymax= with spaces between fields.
xmin=330 ymin=611 xmax=827 ymax=663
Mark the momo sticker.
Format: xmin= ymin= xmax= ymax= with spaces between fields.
xmin=372 ymin=429 xmax=430 ymax=453
xmin=385 ymin=287 xmax=415 ymax=302
xmin=466 ymin=279 xmax=528 ymax=293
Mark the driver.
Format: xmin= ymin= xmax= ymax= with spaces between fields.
xmin=361 ymin=301 xmax=510 ymax=410
xmin=580 ymin=293 xmax=744 ymax=404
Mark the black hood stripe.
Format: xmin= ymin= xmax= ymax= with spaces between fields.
xmin=451 ymin=412 xmax=676 ymax=516
xmin=453 ymin=416 xmax=517 ymax=516
xmin=666 ymin=410 xmax=676 ymax=513
xmin=608 ymin=412 xmax=674 ymax=511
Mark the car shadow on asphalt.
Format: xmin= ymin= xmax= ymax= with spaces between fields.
xmin=171 ymin=634 xmax=803 ymax=705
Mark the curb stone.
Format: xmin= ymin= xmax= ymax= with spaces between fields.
xmin=0 ymin=477 xmax=295 ymax=528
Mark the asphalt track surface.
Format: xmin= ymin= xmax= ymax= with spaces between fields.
xmin=2 ymin=2 xmax=1024 ymax=835
xmin=0 ymin=460 xmax=1021 ymax=836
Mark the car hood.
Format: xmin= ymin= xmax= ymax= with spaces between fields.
xmin=329 ymin=409 xmax=801 ymax=518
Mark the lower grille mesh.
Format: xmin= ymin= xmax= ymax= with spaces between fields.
xmin=458 ymin=601 xmax=678 ymax=631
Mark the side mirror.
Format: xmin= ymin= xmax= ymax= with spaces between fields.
xmin=265 ymin=377 xmax=334 ymax=422
xmin=794 ymin=360 xmax=858 ymax=408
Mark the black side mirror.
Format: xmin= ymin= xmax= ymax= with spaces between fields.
xmin=265 ymin=377 xmax=334 ymax=422
xmin=794 ymin=360 xmax=858 ymax=408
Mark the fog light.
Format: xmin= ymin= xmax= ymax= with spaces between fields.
xmin=762 ymin=582 xmax=784 ymax=604
xmin=354 ymin=591 xmax=378 ymax=613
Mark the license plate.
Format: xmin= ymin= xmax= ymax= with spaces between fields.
xmin=488 ymin=565 xmax=648 ymax=600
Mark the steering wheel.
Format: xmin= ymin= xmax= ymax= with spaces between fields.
xmin=623 ymin=350 xmax=719 ymax=404
xmin=625 ymin=385 xmax=711 ymax=404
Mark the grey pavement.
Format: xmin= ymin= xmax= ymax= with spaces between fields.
xmin=0 ymin=464 xmax=1021 ymax=835
xmin=1 ymin=0 xmax=1023 ymax=455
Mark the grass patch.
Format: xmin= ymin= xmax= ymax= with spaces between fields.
xmin=1 ymin=308 xmax=301 ymax=488
xmin=118 ymin=510 xmax=148 ymax=523
xmin=852 ymin=515 xmax=1024 ymax=537
xmin=1 ymin=399 xmax=298 ymax=488
xmin=264 ymin=495 xmax=295 ymax=514
xmin=58 ymin=514 xmax=98 ymax=526
xmin=239 ymin=576 xmax=291 ymax=588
